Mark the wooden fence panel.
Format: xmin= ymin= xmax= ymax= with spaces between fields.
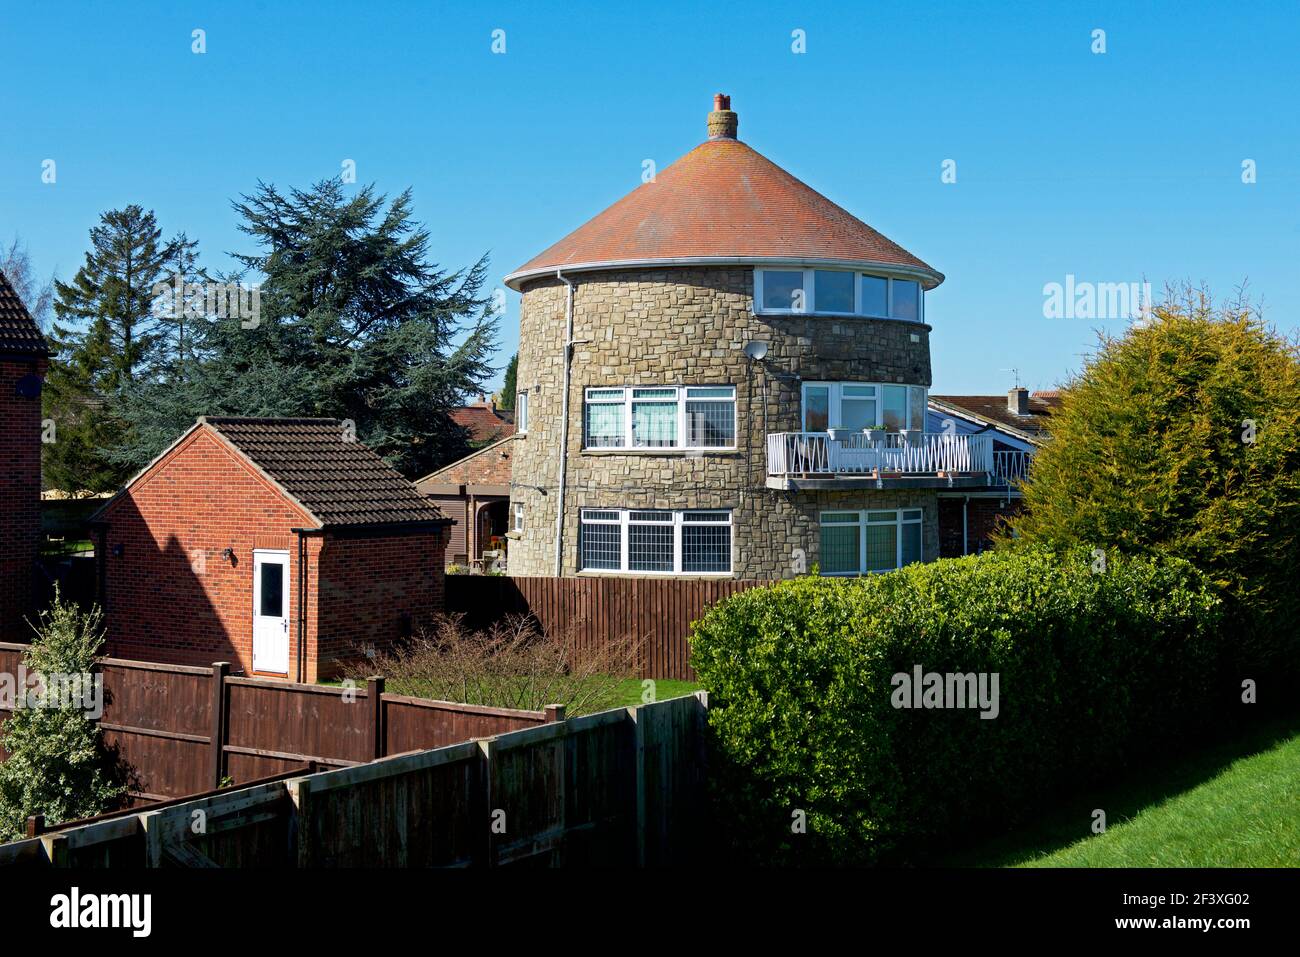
xmin=0 ymin=642 xmax=550 ymax=807
xmin=1 ymin=693 xmax=710 ymax=868
xmin=488 ymin=723 xmax=568 ymax=866
xmin=145 ymin=780 xmax=297 ymax=868
xmin=562 ymin=708 xmax=637 ymax=866
xmin=290 ymin=743 xmax=485 ymax=868
xmin=445 ymin=576 xmax=766 ymax=680
xmin=225 ymin=679 xmax=373 ymax=778
xmin=382 ymin=696 xmax=544 ymax=754
xmin=636 ymin=692 xmax=709 ymax=866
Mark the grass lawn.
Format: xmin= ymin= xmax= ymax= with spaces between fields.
xmin=609 ymin=677 xmax=702 ymax=708
xmin=943 ymin=714 xmax=1300 ymax=867
xmin=322 ymin=673 xmax=701 ymax=715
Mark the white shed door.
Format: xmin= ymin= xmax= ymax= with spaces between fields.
xmin=252 ymin=550 xmax=290 ymax=675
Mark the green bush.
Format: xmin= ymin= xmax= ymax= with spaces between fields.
xmin=689 ymin=546 xmax=1224 ymax=865
xmin=1008 ymin=289 xmax=1300 ymax=678
xmin=0 ymin=594 xmax=128 ymax=841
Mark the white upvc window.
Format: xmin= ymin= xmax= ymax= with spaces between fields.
xmin=801 ymin=381 xmax=928 ymax=432
xmin=820 ymin=508 xmax=924 ymax=575
xmin=754 ymin=267 xmax=925 ymax=322
xmin=579 ymin=508 xmax=732 ymax=575
xmin=512 ymin=502 xmax=524 ymax=533
xmin=583 ymin=386 xmax=736 ymax=450
xmin=515 ymin=391 xmax=528 ymax=433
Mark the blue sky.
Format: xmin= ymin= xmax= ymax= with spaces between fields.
xmin=2 ymin=0 xmax=1297 ymax=395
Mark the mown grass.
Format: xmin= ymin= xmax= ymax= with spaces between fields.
xmin=941 ymin=713 xmax=1300 ymax=867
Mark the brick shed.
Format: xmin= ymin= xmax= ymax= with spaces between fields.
xmin=0 ymin=270 xmax=48 ymax=637
xmin=90 ymin=417 xmax=452 ymax=681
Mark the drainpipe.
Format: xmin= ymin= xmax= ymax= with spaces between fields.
xmin=291 ymin=528 xmax=313 ymax=683
xmin=553 ymin=270 xmax=576 ymax=577
xmin=962 ymin=496 xmax=969 ymax=556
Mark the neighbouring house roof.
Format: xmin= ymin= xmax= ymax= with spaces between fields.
xmin=505 ymin=95 xmax=942 ymax=291
xmin=451 ymin=400 xmax=516 ymax=444
xmin=0 ymin=269 xmax=49 ymax=357
xmin=96 ymin=417 xmax=449 ymax=529
xmin=415 ymin=434 xmax=517 ymax=494
xmin=930 ymin=394 xmax=1056 ymax=443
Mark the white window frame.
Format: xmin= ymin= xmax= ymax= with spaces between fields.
xmin=754 ymin=267 xmax=925 ymax=322
xmin=579 ymin=508 xmax=733 ymax=575
xmin=512 ymin=502 xmax=524 ymax=533
xmin=515 ymin=390 xmax=528 ymax=433
xmin=819 ymin=508 xmax=924 ymax=576
xmin=801 ymin=381 xmax=928 ymax=432
xmin=582 ymin=385 xmax=737 ymax=451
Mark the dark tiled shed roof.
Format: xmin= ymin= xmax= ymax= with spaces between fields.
xmin=0 ymin=269 xmax=49 ymax=357
xmin=203 ymin=417 xmax=449 ymax=528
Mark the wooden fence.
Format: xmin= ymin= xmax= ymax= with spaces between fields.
xmin=0 ymin=692 xmax=710 ymax=868
xmin=446 ymin=575 xmax=767 ymax=680
xmin=0 ymin=642 xmax=551 ymax=801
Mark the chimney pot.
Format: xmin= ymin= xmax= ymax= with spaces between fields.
xmin=707 ymin=93 xmax=738 ymax=139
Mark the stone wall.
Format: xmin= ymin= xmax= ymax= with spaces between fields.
xmin=509 ymin=266 xmax=935 ymax=579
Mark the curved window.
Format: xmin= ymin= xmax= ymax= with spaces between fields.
xmin=802 ymin=382 xmax=928 ymax=432
xmin=755 ymin=267 xmax=924 ymax=321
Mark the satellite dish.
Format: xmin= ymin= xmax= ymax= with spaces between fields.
xmin=743 ymin=341 xmax=769 ymax=361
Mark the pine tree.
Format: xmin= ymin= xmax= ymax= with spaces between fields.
xmin=109 ymin=180 xmax=499 ymax=477
xmin=499 ymin=353 xmax=518 ymax=411
xmin=45 ymin=207 xmax=178 ymax=493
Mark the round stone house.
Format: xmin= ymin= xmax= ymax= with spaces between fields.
xmin=505 ymin=96 xmax=989 ymax=580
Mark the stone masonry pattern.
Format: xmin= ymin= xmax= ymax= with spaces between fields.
xmin=508 ymin=266 xmax=937 ymax=579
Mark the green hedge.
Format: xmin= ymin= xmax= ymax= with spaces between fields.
xmin=689 ymin=546 xmax=1225 ymax=865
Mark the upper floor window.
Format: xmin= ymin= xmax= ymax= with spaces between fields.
xmin=584 ymin=386 xmax=736 ymax=450
xmin=754 ymin=267 xmax=924 ymax=322
xmin=802 ymin=382 xmax=927 ymax=432
xmin=515 ymin=391 xmax=528 ymax=433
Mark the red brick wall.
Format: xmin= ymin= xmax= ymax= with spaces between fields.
xmin=100 ymin=427 xmax=319 ymax=677
xmin=937 ymin=496 xmax=1025 ymax=558
xmin=315 ymin=527 xmax=448 ymax=680
xmin=0 ymin=358 xmax=45 ymax=639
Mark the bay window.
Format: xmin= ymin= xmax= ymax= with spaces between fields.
xmin=754 ymin=267 xmax=925 ymax=321
xmin=820 ymin=509 xmax=924 ymax=575
xmin=583 ymin=386 xmax=736 ymax=450
xmin=580 ymin=509 xmax=732 ymax=574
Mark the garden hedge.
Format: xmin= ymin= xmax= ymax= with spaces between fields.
xmin=689 ymin=546 xmax=1226 ymax=865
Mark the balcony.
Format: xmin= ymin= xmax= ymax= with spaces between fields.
xmin=765 ymin=431 xmax=1032 ymax=490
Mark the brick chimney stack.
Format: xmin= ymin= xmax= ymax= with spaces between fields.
xmin=1008 ymin=387 xmax=1030 ymax=415
xmin=707 ymin=93 xmax=737 ymax=139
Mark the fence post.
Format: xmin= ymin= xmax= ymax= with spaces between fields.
xmin=210 ymin=662 xmax=230 ymax=789
xmin=542 ymin=703 xmax=565 ymax=724
xmin=368 ymin=676 xmax=385 ymax=760
xmin=25 ymin=814 xmax=44 ymax=838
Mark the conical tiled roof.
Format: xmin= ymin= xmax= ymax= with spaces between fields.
xmin=506 ymin=96 xmax=941 ymax=290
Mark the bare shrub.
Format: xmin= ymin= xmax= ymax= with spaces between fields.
xmin=352 ymin=614 xmax=642 ymax=717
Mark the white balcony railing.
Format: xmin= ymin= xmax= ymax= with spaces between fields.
xmin=766 ymin=431 xmax=1002 ymax=478
xmin=991 ymin=449 xmax=1033 ymax=484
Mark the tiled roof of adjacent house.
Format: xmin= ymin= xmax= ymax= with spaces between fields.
xmin=930 ymin=394 xmax=1056 ymax=440
xmin=505 ymin=95 xmax=941 ymax=290
xmin=451 ymin=401 xmax=516 ymax=443
xmin=0 ymin=269 xmax=49 ymax=356
xmin=415 ymin=433 xmax=517 ymax=490
xmin=202 ymin=417 xmax=449 ymax=527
